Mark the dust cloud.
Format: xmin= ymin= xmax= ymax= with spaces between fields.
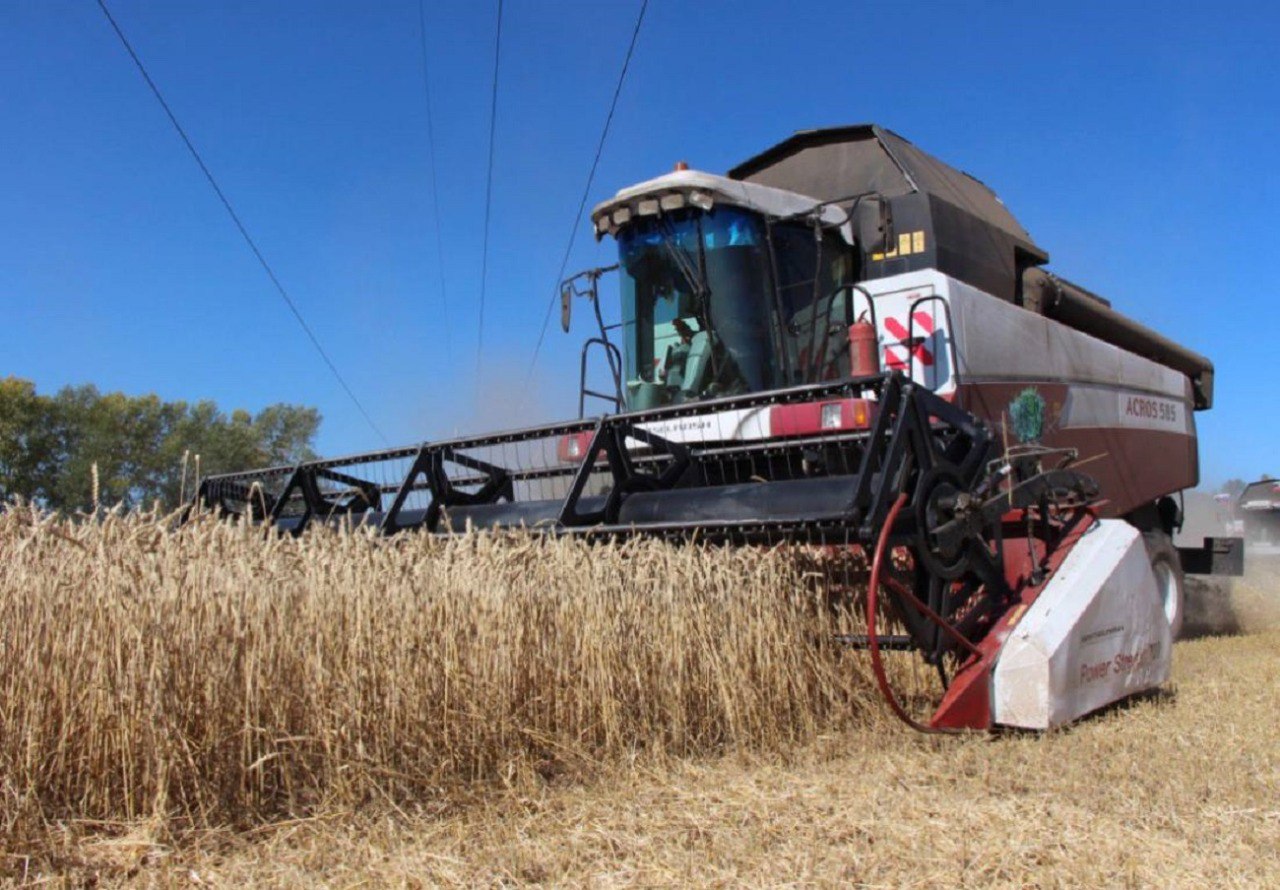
xmin=1173 ymin=490 xmax=1279 ymax=636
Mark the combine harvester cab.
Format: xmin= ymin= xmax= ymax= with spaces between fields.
xmin=191 ymin=125 xmax=1241 ymax=731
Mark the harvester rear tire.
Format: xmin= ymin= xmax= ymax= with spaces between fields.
xmin=1143 ymin=530 xmax=1184 ymax=640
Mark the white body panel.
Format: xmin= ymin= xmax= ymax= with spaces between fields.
xmin=860 ymin=270 xmax=957 ymax=395
xmin=991 ymin=520 xmax=1172 ymax=730
xmin=861 ymin=269 xmax=1192 ymax=409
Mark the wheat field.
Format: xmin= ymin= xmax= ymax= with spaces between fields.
xmin=0 ymin=506 xmax=904 ymax=858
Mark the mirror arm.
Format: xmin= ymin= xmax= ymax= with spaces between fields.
xmin=559 ymin=264 xmax=620 ymax=333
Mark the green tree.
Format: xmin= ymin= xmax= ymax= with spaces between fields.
xmin=0 ymin=377 xmax=321 ymax=512
xmin=0 ymin=377 xmax=58 ymax=502
xmin=46 ymin=385 xmax=186 ymax=511
xmin=155 ymin=401 xmax=320 ymax=508
xmin=252 ymin=403 xmax=320 ymax=466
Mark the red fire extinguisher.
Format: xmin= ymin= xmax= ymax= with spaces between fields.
xmin=848 ymin=313 xmax=879 ymax=377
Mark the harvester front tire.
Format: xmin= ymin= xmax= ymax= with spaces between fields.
xmin=1143 ymin=530 xmax=1184 ymax=640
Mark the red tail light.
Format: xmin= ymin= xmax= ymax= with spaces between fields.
xmin=557 ymin=431 xmax=596 ymax=463
xmin=769 ymin=398 xmax=874 ymax=437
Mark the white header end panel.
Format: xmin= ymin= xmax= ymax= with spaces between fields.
xmin=992 ymin=520 xmax=1172 ymax=730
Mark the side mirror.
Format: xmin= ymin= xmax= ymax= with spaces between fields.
xmin=560 ymin=281 xmax=573 ymax=332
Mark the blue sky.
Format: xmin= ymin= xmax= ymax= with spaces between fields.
xmin=2 ymin=0 xmax=1276 ymax=485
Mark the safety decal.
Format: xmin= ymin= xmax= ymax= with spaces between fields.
xmin=883 ymin=311 xmax=935 ymax=370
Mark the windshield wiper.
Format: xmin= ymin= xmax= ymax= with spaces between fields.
xmin=656 ymin=218 xmax=708 ymax=301
xmin=654 ymin=217 xmax=728 ymax=393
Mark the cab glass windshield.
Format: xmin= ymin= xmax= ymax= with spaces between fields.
xmin=617 ymin=207 xmax=779 ymax=409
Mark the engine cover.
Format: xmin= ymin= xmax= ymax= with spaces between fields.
xmin=992 ymin=519 xmax=1172 ymax=730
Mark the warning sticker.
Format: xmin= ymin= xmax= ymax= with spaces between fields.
xmin=871 ymin=230 xmax=927 ymax=260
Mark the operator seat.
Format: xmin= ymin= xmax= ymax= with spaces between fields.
xmin=680 ymin=331 xmax=712 ymax=398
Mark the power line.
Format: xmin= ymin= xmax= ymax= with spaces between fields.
xmin=94 ymin=0 xmax=389 ymax=444
xmin=416 ymin=0 xmax=452 ymax=366
xmin=475 ymin=0 xmax=504 ymax=384
xmin=519 ymin=0 xmax=648 ymax=407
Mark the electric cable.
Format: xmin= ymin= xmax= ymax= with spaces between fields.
xmin=94 ymin=0 xmax=389 ymax=444
xmin=475 ymin=0 xmax=503 ymax=384
xmin=518 ymin=0 xmax=648 ymax=407
xmin=416 ymin=0 xmax=453 ymax=365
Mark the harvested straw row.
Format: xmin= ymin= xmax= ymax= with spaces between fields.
xmin=0 ymin=507 xmax=887 ymax=836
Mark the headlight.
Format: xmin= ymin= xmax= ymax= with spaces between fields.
xmin=821 ymin=402 xmax=843 ymax=430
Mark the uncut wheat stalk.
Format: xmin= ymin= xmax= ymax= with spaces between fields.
xmin=0 ymin=506 xmax=900 ymax=838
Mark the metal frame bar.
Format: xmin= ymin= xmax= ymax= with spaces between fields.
xmin=906 ymin=294 xmax=958 ymax=390
xmin=578 ymin=337 xmax=623 ymax=417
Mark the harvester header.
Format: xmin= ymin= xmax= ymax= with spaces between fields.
xmin=190 ymin=124 xmax=1239 ymax=731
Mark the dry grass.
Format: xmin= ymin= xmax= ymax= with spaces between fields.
xmin=4 ymin=509 xmax=1277 ymax=887
xmin=0 ymin=507 xmax=890 ymax=858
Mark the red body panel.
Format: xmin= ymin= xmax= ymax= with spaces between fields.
xmin=956 ymin=380 xmax=1198 ymax=519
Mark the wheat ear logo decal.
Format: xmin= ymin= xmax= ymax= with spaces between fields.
xmin=1009 ymin=388 xmax=1047 ymax=444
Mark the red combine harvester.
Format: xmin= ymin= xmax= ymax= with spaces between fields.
xmin=192 ymin=125 xmax=1241 ymax=731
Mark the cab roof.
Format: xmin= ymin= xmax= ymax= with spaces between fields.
xmin=590 ymin=168 xmax=847 ymax=239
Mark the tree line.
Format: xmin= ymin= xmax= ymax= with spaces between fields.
xmin=0 ymin=376 xmax=320 ymax=512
